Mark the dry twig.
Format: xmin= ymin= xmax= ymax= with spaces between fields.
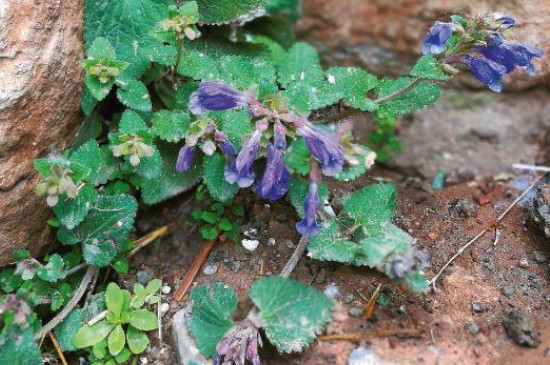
xmin=364 ymin=284 xmax=382 ymax=319
xmin=49 ymin=332 xmax=68 ymax=365
xmin=280 ymin=235 xmax=310 ymax=278
xmin=318 ymin=328 xmax=422 ymax=342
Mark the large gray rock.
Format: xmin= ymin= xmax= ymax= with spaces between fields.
xmin=0 ymin=0 xmax=84 ymax=265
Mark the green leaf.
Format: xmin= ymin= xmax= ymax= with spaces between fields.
xmin=0 ymin=269 xmax=23 ymax=292
xmin=410 ymin=55 xmax=451 ymax=81
xmin=125 ymin=309 xmax=158 ymax=331
xmin=87 ymin=37 xmax=117 ymax=60
xmin=218 ymin=109 xmax=253 ymax=149
xmin=334 ymin=145 xmax=376 ymax=182
xmin=218 ymin=218 xmax=232 ymax=231
xmin=126 ymin=325 xmax=149 ymax=354
xmin=326 ymin=67 xmax=378 ymax=111
xmin=114 ymin=348 xmax=132 ymax=363
xmin=341 ymin=184 xmax=396 ymax=235
xmin=54 ymin=184 xmax=97 ymax=230
xmin=137 ymin=143 xmax=199 ymax=205
xmin=375 ymin=77 xmax=440 ymax=119
xmin=308 ymin=220 xmax=366 ymax=266
xmin=218 ymin=55 xmax=278 ymax=96
xmin=278 ymin=43 xmax=323 ymax=88
xmin=195 ymin=0 xmax=268 ymax=24
xmin=135 ymin=146 xmax=162 ymax=179
xmin=71 ymin=112 xmax=103 ymax=151
xmin=200 ymin=225 xmax=218 ymax=240
xmin=0 ymin=328 xmax=43 ymax=365
xmin=288 ymin=179 xmax=328 ymax=218
xmin=266 ymin=0 xmax=302 ymax=22
xmin=84 ymin=0 xmax=170 ymax=80
xmin=283 ymin=138 xmax=311 ymax=175
xmin=188 ymin=283 xmax=238 ymax=357
xmin=200 ymin=211 xmax=218 ymax=224
xmin=360 ymin=223 xmax=412 ymax=268
xmin=74 ymin=322 xmax=116 ymax=349
xmin=36 ymin=254 xmax=67 ymax=282
xmin=70 ymin=139 xmax=102 ymax=182
xmin=177 ymin=44 xmax=220 ymax=80
xmin=203 ymin=153 xmax=239 ymax=203
xmin=85 ymin=76 xmax=113 ymax=101
xmin=81 ymin=87 xmax=99 ymax=116
xmin=118 ymin=110 xmax=149 ymax=135
xmin=248 ymin=276 xmax=334 ymax=353
xmin=151 ymin=110 xmax=190 ymax=143
xmin=106 ymin=283 xmax=124 ymax=317
xmin=56 ymin=309 xmax=84 ymax=352
xmin=116 ymin=80 xmax=152 ymax=111
xmin=108 ymin=324 xmax=126 ymax=356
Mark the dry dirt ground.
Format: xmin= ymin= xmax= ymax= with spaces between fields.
xmin=124 ymin=90 xmax=550 ymax=365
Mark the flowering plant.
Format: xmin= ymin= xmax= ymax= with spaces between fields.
xmin=2 ymin=1 xmax=543 ymax=364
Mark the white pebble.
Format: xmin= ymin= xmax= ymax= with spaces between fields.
xmin=140 ymin=357 xmax=148 ymax=364
xmin=324 ymin=283 xmax=339 ymax=299
xmin=161 ymin=285 xmax=171 ymax=295
xmin=203 ymin=264 xmax=218 ymax=275
xmin=242 ymin=239 xmax=259 ymax=251
xmin=267 ymin=238 xmax=276 ymax=246
xmin=160 ymin=302 xmax=170 ymax=317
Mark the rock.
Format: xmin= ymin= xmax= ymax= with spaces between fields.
xmin=172 ymin=308 xmax=209 ymax=365
xmin=503 ymin=310 xmax=540 ymax=348
xmin=533 ymin=184 xmax=550 ymax=238
xmin=501 ymin=285 xmax=514 ymax=297
xmin=533 ymin=251 xmax=547 ymax=264
xmin=161 ymin=285 xmax=172 ymax=295
xmin=449 ymin=198 xmax=478 ymax=218
xmin=341 ymin=293 xmax=355 ymax=304
xmin=136 ymin=269 xmax=155 ymax=286
xmin=0 ymin=0 xmax=83 ymax=265
xmin=466 ymin=321 xmax=480 ymax=336
xmin=348 ymin=306 xmax=364 ymax=317
xmin=297 ymin=0 xmax=550 ymax=91
xmin=241 ymin=239 xmax=259 ymax=252
xmin=471 ymin=302 xmax=488 ymax=313
xmin=348 ymin=347 xmax=393 ymax=365
xmin=202 ymin=264 xmax=218 ymax=276
xmin=518 ymin=258 xmax=530 ymax=268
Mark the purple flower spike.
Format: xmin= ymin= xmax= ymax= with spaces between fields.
xmin=257 ymin=122 xmax=290 ymax=201
xmin=479 ymin=41 xmax=544 ymax=76
xmin=225 ymin=120 xmax=268 ymax=188
xmin=297 ymin=122 xmax=344 ymax=176
xmin=189 ymin=81 xmax=248 ymax=115
xmin=296 ymin=182 xmax=321 ymax=236
xmin=176 ymin=145 xmax=195 ymax=172
xmin=463 ymin=56 xmax=507 ymax=92
xmin=421 ymin=22 xmax=455 ymax=55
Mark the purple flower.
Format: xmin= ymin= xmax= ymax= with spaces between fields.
xmin=494 ymin=14 xmax=516 ymax=28
xmin=214 ymin=131 xmax=237 ymax=157
xmin=214 ymin=320 xmax=262 ymax=365
xmin=478 ymin=41 xmax=544 ymax=76
xmin=421 ymin=22 xmax=455 ymax=55
xmin=189 ymin=81 xmax=248 ymax=115
xmin=463 ymin=55 xmax=507 ymax=92
xmin=225 ymin=120 xmax=268 ymax=188
xmin=257 ymin=123 xmax=290 ymax=201
xmin=176 ymin=145 xmax=195 ymax=172
xmin=296 ymin=182 xmax=321 ymax=236
xmin=296 ymin=121 xmax=344 ymax=176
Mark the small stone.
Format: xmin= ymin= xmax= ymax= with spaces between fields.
xmin=136 ymin=269 xmax=155 ymax=286
xmin=140 ymin=357 xmax=148 ymax=364
xmin=267 ymin=238 xmax=276 ymax=246
xmin=503 ymin=310 xmax=540 ymax=347
xmin=202 ymin=264 xmax=218 ymax=276
xmin=348 ymin=306 xmax=364 ymax=317
xmin=230 ymin=261 xmax=242 ymax=273
xmin=533 ymin=251 xmax=547 ymax=264
xmin=397 ymin=305 xmax=406 ymax=314
xmin=348 ymin=347 xmax=389 ymax=365
xmin=466 ymin=321 xmax=480 ymax=336
xmin=544 ymin=295 xmax=550 ymax=302
xmin=502 ymin=285 xmax=514 ymax=297
xmin=341 ymin=293 xmax=355 ymax=304
xmin=243 ymin=228 xmax=258 ymax=239
xmin=284 ymin=240 xmax=296 ymax=249
xmin=519 ymin=258 xmax=530 ymax=268
xmin=160 ymin=302 xmax=170 ymax=317
xmin=471 ymin=302 xmax=488 ymax=313
xmin=161 ymin=285 xmax=171 ymax=295
xmin=324 ymin=283 xmax=339 ymax=299
xmin=172 ymin=308 xmax=209 ymax=364
xmin=242 ymin=239 xmax=259 ymax=251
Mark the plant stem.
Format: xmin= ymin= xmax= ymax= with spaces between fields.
xmin=373 ymin=77 xmax=423 ymax=104
xmin=35 ymin=266 xmax=100 ymax=339
xmin=280 ymin=235 xmax=310 ymax=278
xmin=173 ymin=38 xmax=184 ymax=87
xmin=49 ymin=332 xmax=68 ymax=365
xmin=317 ymin=328 xmax=421 ymax=342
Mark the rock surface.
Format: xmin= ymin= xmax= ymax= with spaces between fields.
xmin=0 ymin=0 xmax=84 ymax=265
xmin=172 ymin=308 xmax=208 ymax=365
xmin=297 ymin=0 xmax=550 ymax=91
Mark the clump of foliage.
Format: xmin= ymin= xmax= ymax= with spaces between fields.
xmin=0 ymin=1 xmax=543 ymax=364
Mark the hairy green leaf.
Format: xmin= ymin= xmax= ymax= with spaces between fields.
xmin=248 ymin=276 xmax=334 ymax=353
xmin=188 ymin=283 xmax=238 ymax=357
xmin=411 ymin=55 xmax=450 ymax=81
xmin=326 ymin=67 xmax=378 ymax=111
xmin=151 ymin=110 xmax=191 ymax=143
xmin=195 ymin=0 xmax=268 ymax=24
xmin=375 ymin=77 xmax=440 ymax=118
xmin=54 ymin=184 xmax=97 ymax=230
xmin=116 ymin=80 xmax=152 ymax=111
xmin=203 ymin=153 xmax=239 ymax=203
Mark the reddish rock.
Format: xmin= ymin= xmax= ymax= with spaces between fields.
xmin=297 ymin=0 xmax=550 ymax=90
xmin=0 ymin=0 xmax=84 ymax=265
